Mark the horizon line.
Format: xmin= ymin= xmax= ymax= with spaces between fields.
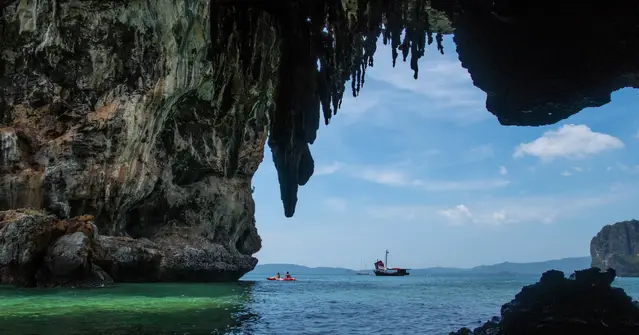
xmin=254 ymin=255 xmax=592 ymax=270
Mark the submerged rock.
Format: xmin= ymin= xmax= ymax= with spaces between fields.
xmin=449 ymin=268 xmax=639 ymax=335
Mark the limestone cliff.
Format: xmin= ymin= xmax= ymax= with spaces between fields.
xmin=0 ymin=0 xmax=455 ymax=285
xmin=2 ymin=0 xmax=639 ymax=285
xmin=591 ymin=220 xmax=639 ymax=277
xmin=1 ymin=0 xmax=275 ymax=284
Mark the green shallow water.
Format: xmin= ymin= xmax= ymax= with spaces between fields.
xmin=0 ymin=282 xmax=255 ymax=335
xmin=1 ymin=275 xmax=638 ymax=335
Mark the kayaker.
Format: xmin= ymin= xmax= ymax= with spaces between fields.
xmin=275 ymin=272 xmax=281 ymax=279
xmin=284 ymin=272 xmax=292 ymax=279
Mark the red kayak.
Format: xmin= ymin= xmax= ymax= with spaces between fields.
xmin=266 ymin=277 xmax=296 ymax=281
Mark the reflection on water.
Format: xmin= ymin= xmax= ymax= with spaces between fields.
xmin=0 ymin=282 xmax=258 ymax=335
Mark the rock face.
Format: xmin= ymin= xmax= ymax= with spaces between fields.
xmin=2 ymin=0 xmax=639 ymax=283
xmin=0 ymin=0 xmax=274 ymax=283
xmin=0 ymin=0 xmax=455 ymax=283
xmin=591 ymin=220 xmax=639 ymax=277
xmin=0 ymin=209 xmax=112 ymax=287
xmin=450 ymin=268 xmax=639 ymax=335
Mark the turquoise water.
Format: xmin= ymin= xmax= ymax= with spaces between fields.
xmin=1 ymin=274 xmax=638 ymax=335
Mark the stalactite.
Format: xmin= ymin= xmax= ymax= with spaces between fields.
xmin=215 ymin=0 xmax=452 ymax=217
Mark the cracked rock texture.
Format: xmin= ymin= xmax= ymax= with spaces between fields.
xmin=0 ymin=209 xmax=112 ymax=287
xmin=591 ymin=220 xmax=639 ymax=277
xmin=2 ymin=0 xmax=639 ymax=284
xmin=0 ymin=0 xmax=275 ymax=284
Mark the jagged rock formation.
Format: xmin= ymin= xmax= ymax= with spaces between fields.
xmin=1 ymin=0 xmax=270 ymax=283
xmin=449 ymin=268 xmax=639 ymax=335
xmin=0 ymin=209 xmax=113 ymax=287
xmin=263 ymin=0 xmax=450 ymax=217
xmin=591 ymin=220 xmax=639 ymax=277
xmin=0 ymin=0 xmax=455 ymax=284
xmin=1 ymin=209 xmax=248 ymax=286
xmin=227 ymin=0 xmax=639 ymax=217
xmin=2 ymin=0 xmax=639 ymax=283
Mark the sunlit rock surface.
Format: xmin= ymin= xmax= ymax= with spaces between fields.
xmin=0 ymin=0 xmax=272 ymax=283
xmin=591 ymin=220 xmax=639 ymax=277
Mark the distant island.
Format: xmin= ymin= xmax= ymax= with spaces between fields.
xmin=244 ymin=256 xmax=591 ymax=276
xmin=457 ymin=256 xmax=591 ymax=275
xmin=591 ymin=219 xmax=639 ymax=277
xmin=246 ymin=263 xmax=356 ymax=275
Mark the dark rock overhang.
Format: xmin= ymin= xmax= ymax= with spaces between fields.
xmin=455 ymin=0 xmax=639 ymax=126
xmin=5 ymin=0 xmax=637 ymax=218
xmin=211 ymin=0 xmax=462 ymax=217
xmin=213 ymin=0 xmax=639 ymax=217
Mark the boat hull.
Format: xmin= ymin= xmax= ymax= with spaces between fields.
xmin=266 ymin=277 xmax=296 ymax=281
xmin=373 ymin=269 xmax=410 ymax=276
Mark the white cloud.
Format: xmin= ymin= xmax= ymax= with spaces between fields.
xmin=499 ymin=166 xmax=508 ymax=175
xmin=358 ymin=168 xmax=415 ymax=187
xmin=437 ymin=203 xmax=558 ymax=226
xmin=635 ymin=130 xmax=639 ymax=139
xmin=491 ymin=210 xmax=508 ymax=223
xmin=561 ymin=170 xmax=572 ymax=177
xmin=315 ymin=162 xmax=342 ymax=176
xmin=417 ymin=192 xmax=621 ymax=226
xmin=513 ymin=124 xmax=624 ymax=161
xmin=360 ymin=184 xmax=633 ymax=228
xmin=572 ymin=166 xmax=583 ymax=172
xmin=439 ymin=204 xmax=475 ymax=225
xmin=355 ymin=166 xmax=510 ymax=191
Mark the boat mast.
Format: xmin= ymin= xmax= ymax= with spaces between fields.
xmin=385 ymin=249 xmax=389 ymax=269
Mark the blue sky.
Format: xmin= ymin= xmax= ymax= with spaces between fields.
xmin=251 ymin=35 xmax=639 ymax=270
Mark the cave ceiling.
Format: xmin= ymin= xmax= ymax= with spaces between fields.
xmin=212 ymin=0 xmax=639 ymax=217
xmin=4 ymin=0 xmax=638 ymax=218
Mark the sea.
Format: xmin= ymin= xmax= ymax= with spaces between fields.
xmin=0 ymin=273 xmax=637 ymax=335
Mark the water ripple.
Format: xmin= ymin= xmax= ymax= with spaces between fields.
xmin=0 ymin=274 xmax=637 ymax=335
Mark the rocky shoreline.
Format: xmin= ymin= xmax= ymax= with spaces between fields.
xmin=449 ymin=268 xmax=639 ymax=335
xmin=0 ymin=209 xmax=256 ymax=287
